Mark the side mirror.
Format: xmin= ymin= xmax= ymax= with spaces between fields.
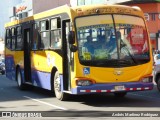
xmin=70 ymin=45 xmax=77 ymax=52
xmin=68 ymin=31 xmax=75 ymax=44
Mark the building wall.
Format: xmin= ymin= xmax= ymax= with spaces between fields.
xmin=130 ymin=3 xmax=160 ymax=33
xmin=126 ymin=3 xmax=160 ymax=49
xmin=16 ymin=0 xmax=33 ymax=18
xmin=32 ymin=0 xmax=70 ymax=14
xmin=71 ymin=0 xmax=131 ymax=6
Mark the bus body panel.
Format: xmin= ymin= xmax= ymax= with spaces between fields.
xmin=30 ymin=51 xmax=63 ymax=73
xmin=76 ymin=62 xmax=152 ymax=82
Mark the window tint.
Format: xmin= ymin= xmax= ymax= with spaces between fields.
xmin=6 ymin=38 xmax=11 ymax=49
xmin=11 ymin=28 xmax=16 ymax=50
xmin=40 ymin=20 xmax=50 ymax=49
xmin=6 ymin=29 xmax=11 ymax=49
xmin=16 ymin=36 xmax=23 ymax=50
xmin=51 ymin=30 xmax=61 ymax=49
xmin=51 ymin=18 xmax=61 ymax=30
xmin=6 ymin=29 xmax=10 ymax=37
xmin=50 ymin=17 xmax=61 ymax=49
xmin=12 ymin=38 xmax=16 ymax=50
xmin=32 ymin=23 xmax=39 ymax=50
xmin=40 ymin=32 xmax=50 ymax=49
xmin=16 ymin=26 xmax=23 ymax=50
xmin=11 ymin=28 xmax=15 ymax=36
xmin=17 ymin=26 xmax=21 ymax=35
xmin=41 ymin=20 xmax=49 ymax=31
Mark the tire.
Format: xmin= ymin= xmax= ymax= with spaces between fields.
xmin=157 ymin=76 xmax=160 ymax=92
xmin=114 ymin=92 xmax=127 ymax=98
xmin=54 ymin=71 xmax=69 ymax=101
xmin=16 ymin=68 xmax=26 ymax=90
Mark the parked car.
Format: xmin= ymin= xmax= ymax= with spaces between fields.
xmin=0 ymin=58 xmax=5 ymax=75
xmin=153 ymin=53 xmax=160 ymax=91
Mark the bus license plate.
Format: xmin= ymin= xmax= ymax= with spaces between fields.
xmin=115 ymin=86 xmax=125 ymax=91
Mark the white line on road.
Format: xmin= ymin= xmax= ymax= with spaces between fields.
xmin=23 ymin=96 xmax=68 ymax=110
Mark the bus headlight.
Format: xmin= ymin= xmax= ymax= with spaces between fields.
xmin=77 ymin=80 xmax=92 ymax=86
xmin=141 ymin=76 xmax=153 ymax=83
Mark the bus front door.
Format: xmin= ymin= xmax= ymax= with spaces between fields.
xmin=23 ymin=28 xmax=32 ymax=84
xmin=62 ymin=19 xmax=72 ymax=91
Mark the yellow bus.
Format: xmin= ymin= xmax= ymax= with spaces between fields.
xmin=5 ymin=4 xmax=153 ymax=101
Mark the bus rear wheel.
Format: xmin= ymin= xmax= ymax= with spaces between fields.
xmin=16 ymin=68 xmax=26 ymax=90
xmin=114 ymin=92 xmax=127 ymax=98
xmin=54 ymin=71 xmax=69 ymax=101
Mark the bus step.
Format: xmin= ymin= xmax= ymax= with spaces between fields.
xmin=63 ymin=90 xmax=72 ymax=94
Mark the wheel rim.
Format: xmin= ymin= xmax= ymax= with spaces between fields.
xmin=54 ymin=72 xmax=62 ymax=99
xmin=17 ymin=71 xmax=21 ymax=87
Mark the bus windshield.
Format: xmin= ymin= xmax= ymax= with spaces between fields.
xmin=75 ymin=14 xmax=150 ymax=67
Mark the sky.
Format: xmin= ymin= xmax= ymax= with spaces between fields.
xmin=0 ymin=0 xmax=22 ymax=39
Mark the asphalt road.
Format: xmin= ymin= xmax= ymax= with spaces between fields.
xmin=0 ymin=74 xmax=160 ymax=119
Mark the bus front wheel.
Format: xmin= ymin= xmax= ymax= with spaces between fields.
xmin=16 ymin=68 xmax=26 ymax=90
xmin=54 ymin=71 xmax=69 ymax=101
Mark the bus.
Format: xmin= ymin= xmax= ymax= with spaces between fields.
xmin=5 ymin=4 xmax=153 ymax=101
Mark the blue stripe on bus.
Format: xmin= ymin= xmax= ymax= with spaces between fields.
xmin=31 ymin=70 xmax=51 ymax=90
xmin=71 ymin=82 xmax=153 ymax=94
xmin=5 ymin=55 xmax=16 ymax=81
xmin=31 ymin=70 xmax=63 ymax=91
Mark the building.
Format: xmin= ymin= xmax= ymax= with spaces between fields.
xmin=33 ymin=0 xmax=70 ymax=14
xmin=121 ymin=0 xmax=160 ymax=50
xmin=9 ymin=0 xmax=70 ymax=20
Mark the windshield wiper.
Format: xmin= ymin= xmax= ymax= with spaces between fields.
xmin=120 ymin=40 xmax=137 ymax=64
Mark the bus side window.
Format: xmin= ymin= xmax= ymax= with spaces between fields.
xmin=40 ymin=20 xmax=50 ymax=49
xmin=11 ymin=28 xmax=16 ymax=50
xmin=50 ymin=17 xmax=62 ymax=49
xmin=32 ymin=23 xmax=39 ymax=50
xmin=16 ymin=26 xmax=23 ymax=50
xmin=6 ymin=29 xmax=11 ymax=49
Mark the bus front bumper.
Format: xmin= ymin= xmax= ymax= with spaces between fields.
xmin=71 ymin=82 xmax=153 ymax=94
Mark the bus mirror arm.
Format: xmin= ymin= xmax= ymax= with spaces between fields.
xmin=70 ymin=45 xmax=77 ymax=52
xmin=68 ymin=31 xmax=75 ymax=44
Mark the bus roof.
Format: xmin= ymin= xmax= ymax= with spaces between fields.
xmin=71 ymin=4 xmax=143 ymax=17
xmin=5 ymin=4 xmax=71 ymax=27
xmin=5 ymin=4 xmax=144 ymax=28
